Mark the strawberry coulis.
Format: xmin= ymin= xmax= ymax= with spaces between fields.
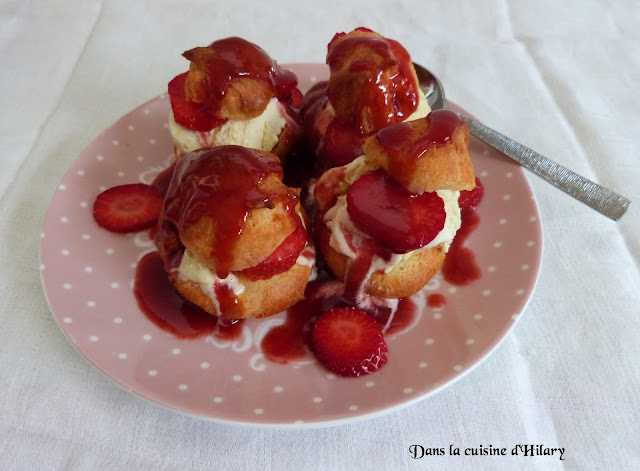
xmin=134 ymin=251 xmax=244 ymax=340
xmin=302 ymin=29 xmax=420 ymax=166
xmin=259 ymin=279 xmax=417 ymax=364
xmin=160 ymin=146 xmax=298 ymax=280
xmin=427 ymin=293 xmax=447 ymax=308
xmin=169 ymin=37 xmax=299 ymax=132
xmin=326 ymin=32 xmax=418 ymax=131
xmin=442 ymin=208 xmax=482 ymax=286
xmin=375 ymin=109 xmax=462 ymax=185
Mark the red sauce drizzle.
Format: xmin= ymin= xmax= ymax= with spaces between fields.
xmin=427 ymin=293 xmax=446 ymax=308
xmin=343 ymin=244 xmax=377 ymax=303
xmin=326 ymin=32 xmax=419 ymax=130
xmin=214 ymin=283 xmax=239 ymax=316
xmin=318 ymin=30 xmax=419 ymax=165
xmin=407 ymin=110 xmax=461 ymax=158
xmin=161 ymin=146 xmax=297 ymax=280
xmin=203 ymin=37 xmax=297 ymax=101
xmin=169 ymin=37 xmax=298 ymax=132
xmin=133 ymin=251 xmax=244 ymax=340
xmin=374 ymin=109 xmax=462 ymax=184
xmin=442 ymin=208 xmax=482 ymax=285
xmin=213 ymin=316 xmax=245 ymax=341
xmin=260 ymin=280 xmax=343 ymax=364
xmin=384 ymin=297 xmax=417 ymax=335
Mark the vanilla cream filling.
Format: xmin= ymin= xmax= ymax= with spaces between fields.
xmin=175 ymin=212 xmax=316 ymax=312
xmin=406 ymin=88 xmax=431 ymax=121
xmin=169 ymin=97 xmax=288 ymax=156
xmin=175 ymin=250 xmax=245 ymax=316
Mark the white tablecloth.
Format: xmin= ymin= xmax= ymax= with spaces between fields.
xmin=2 ymin=0 xmax=639 ymax=469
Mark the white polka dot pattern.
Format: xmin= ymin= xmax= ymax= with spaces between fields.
xmin=39 ymin=64 xmax=542 ymax=428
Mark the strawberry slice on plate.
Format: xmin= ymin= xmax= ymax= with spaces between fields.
xmin=93 ymin=183 xmax=164 ymax=233
xmin=310 ymin=307 xmax=388 ymax=377
xmin=346 ymin=169 xmax=446 ymax=253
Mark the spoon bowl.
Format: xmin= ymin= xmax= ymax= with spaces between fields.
xmin=412 ymin=62 xmax=630 ymax=221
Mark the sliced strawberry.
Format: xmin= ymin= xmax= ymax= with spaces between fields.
xmin=238 ymin=219 xmax=308 ymax=280
xmin=310 ymin=307 xmax=388 ymax=377
xmin=346 ymin=170 xmax=445 ymax=253
xmin=93 ymin=184 xmax=163 ymax=233
xmin=168 ymin=72 xmax=219 ymax=132
xmin=458 ymin=177 xmax=484 ymax=210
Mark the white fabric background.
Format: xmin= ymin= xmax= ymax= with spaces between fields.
xmin=1 ymin=0 xmax=639 ymax=469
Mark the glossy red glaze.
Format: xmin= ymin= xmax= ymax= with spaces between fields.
xmin=342 ymin=240 xmax=378 ymax=303
xmin=168 ymin=37 xmax=299 ymax=132
xmin=326 ymin=32 xmax=418 ymax=130
xmin=168 ymin=72 xmax=226 ymax=131
xmin=147 ymin=163 xmax=177 ymax=241
xmin=442 ymin=208 xmax=482 ymax=285
xmin=160 ymin=146 xmax=298 ymax=280
xmin=374 ymin=109 xmax=462 ymax=185
xmin=312 ymin=166 xmax=346 ymax=213
xmin=384 ymin=297 xmax=417 ymax=335
xmin=304 ymin=31 xmax=419 ymax=165
xmin=133 ymin=251 xmax=244 ymax=340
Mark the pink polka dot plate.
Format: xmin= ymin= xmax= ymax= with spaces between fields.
xmin=39 ymin=64 xmax=542 ymax=427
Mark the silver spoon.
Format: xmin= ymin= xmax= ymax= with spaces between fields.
xmin=413 ymin=63 xmax=631 ymax=221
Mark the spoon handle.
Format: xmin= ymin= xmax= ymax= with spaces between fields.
xmin=460 ymin=115 xmax=631 ymax=221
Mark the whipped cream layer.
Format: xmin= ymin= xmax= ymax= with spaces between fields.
xmin=169 ymin=97 xmax=288 ymax=156
xmin=175 ymin=249 xmax=245 ymax=317
xmin=176 ymin=239 xmax=316 ymax=316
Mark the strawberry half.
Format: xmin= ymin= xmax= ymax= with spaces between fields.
xmin=238 ymin=219 xmax=308 ymax=280
xmin=168 ymin=72 xmax=219 ymax=132
xmin=346 ymin=169 xmax=445 ymax=253
xmin=310 ymin=307 xmax=388 ymax=377
xmin=458 ymin=177 xmax=484 ymax=210
xmin=93 ymin=183 xmax=164 ymax=233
